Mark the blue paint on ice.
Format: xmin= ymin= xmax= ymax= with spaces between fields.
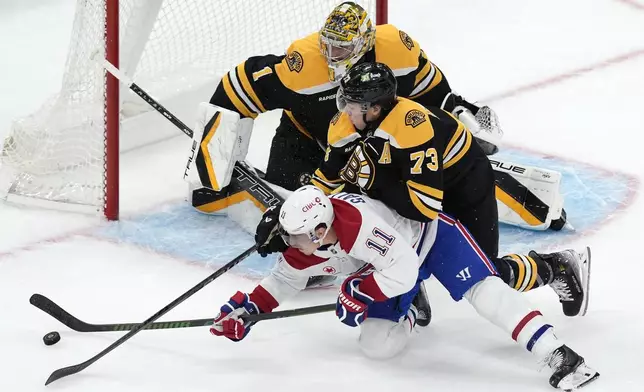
xmin=95 ymin=148 xmax=637 ymax=278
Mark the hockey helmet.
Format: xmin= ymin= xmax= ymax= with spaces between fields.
xmin=336 ymin=62 xmax=397 ymax=114
xmin=278 ymin=185 xmax=335 ymax=247
xmin=319 ymin=2 xmax=375 ymax=82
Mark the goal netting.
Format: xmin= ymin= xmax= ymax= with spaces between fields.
xmin=0 ymin=0 xmax=384 ymax=219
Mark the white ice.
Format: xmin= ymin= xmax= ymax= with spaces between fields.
xmin=1 ymin=0 xmax=643 ymax=391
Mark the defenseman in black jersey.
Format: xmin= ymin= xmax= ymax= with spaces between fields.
xmin=310 ymin=62 xmax=590 ymax=318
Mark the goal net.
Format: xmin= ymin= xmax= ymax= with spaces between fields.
xmin=0 ymin=0 xmax=385 ymax=219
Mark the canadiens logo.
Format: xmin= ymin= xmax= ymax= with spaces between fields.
xmin=405 ymin=109 xmax=427 ymax=128
xmin=399 ymin=30 xmax=414 ymax=51
xmin=323 ymin=266 xmax=337 ymax=274
xmin=285 ymin=51 xmax=304 ymax=73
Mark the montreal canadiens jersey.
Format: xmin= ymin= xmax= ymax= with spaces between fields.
xmin=246 ymin=192 xmax=436 ymax=314
xmin=208 ymin=24 xmax=451 ymax=144
xmin=312 ymin=98 xmax=486 ymax=223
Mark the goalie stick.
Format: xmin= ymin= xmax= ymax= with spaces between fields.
xmin=44 ymin=59 xmax=284 ymax=386
xmin=30 ymin=293 xmax=335 ymax=332
xmin=97 ymin=53 xmax=282 ymax=209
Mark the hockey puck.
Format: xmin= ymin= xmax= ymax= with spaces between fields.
xmin=43 ymin=331 xmax=61 ymax=346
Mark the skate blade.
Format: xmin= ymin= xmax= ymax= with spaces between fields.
xmin=557 ymin=363 xmax=600 ymax=391
xmin=578 ymin=247 xmax=591 ymax=317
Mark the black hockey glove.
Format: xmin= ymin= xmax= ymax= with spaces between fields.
xmin=254 ymin=205 xmax=288 ymax=257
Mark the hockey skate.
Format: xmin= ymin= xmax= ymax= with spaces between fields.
xmin=411 ymin=281 xmax=432 ymax=327
xmin=545 ymin=345 xmax=599 ymax=390
xmin=530 ymin=247 xmax=591 ymax=317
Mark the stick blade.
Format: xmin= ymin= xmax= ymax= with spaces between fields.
xmin=45 ymin=362 xmax=88 ymax=385
xmin=30 ymin=293 xmax=96 ymax=332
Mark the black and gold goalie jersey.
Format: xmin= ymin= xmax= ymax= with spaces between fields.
xmin=312 ymin=98 xmax=481 ymax=222
xmin=209 ymin=24 xmax=451 ymax=145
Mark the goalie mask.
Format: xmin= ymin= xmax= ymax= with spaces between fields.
xmin=278 ymin=185 xmax=335 ymax=249
xmin=319 ymin=2 xmax=375 ymax=82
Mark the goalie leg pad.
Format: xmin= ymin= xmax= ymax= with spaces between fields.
xmin=184 ymin=102 xmax=253 ymax=191
xmin=189 ymin=174 xmax=292 ymax=235
xmin=491 ymin=158 xmax=565 ymax=231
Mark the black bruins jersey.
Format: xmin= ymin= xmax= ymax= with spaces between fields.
xmin=312 ymin=98 xmax=482 ymax=222
xmin=209 ymin=24 xmax=451 ymax=144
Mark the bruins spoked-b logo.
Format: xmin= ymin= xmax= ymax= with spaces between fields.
xmin=285 ymin=50 xmax=304 ymax=73
xmin=340 ymin=144 xmax=375 ymax=190
xmin=405 ymin=109 xmax=427 ymax=128
xmin=399 ymin=30 xmax=414 ymax=51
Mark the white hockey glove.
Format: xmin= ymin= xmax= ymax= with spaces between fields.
xmin=454 ymin=105 xmax=503 ymax=155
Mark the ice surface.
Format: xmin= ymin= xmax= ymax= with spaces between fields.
xmin=1 ymin=0 xmax=643 ymax=391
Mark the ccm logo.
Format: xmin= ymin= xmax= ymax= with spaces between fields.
xmin=489 ymin=160 xmax=526 ymax=175
xmin=339 ymin=293 xmax=364 ymax=312
xmin=302 ymin=197 xmax=322 ymax=212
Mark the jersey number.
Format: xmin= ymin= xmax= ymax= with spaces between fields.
xmin=410 ymin=147 xmax=438 ymax=174
xmin=365 ymin=227 xmax=396 ymax=256
xmin=252 ymin=66 xmax=273 ymax=81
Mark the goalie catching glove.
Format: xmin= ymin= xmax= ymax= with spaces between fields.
xmin=210 ymin=291 xmax=262 ymax=341
xmin=441 ymin=92 xmax=503 ymax=156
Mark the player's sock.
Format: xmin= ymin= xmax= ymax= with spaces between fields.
xmin=496 ymin=253 xmax=552 ymax=292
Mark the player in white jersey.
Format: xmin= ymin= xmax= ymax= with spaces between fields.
xmin=210 ymin=186 xmax=599 ymax=390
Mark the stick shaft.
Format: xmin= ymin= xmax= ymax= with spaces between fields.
xmin=31 ymin=293 xmax=334 ymax=332
xmin=45 ymin=246 xmax=256 ymax=385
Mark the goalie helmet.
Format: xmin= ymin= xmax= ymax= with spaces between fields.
xmin=336 ymin=62 xmax=397 ymax=113
xmin=278 ymin=185 xmax=335 ymax=245
xmin=319 ymin=2 xmax=375 ymax=82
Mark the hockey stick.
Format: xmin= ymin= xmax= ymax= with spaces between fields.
xmin=97 ymin=54 xmax=282 ymax=209
xmin=45 ymin=246 xmax=255 ymax=385
xmin=31 ymin=293 xmax=335 ymax=332
xmin=44 ymin=59 xmax=286 ymax=386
